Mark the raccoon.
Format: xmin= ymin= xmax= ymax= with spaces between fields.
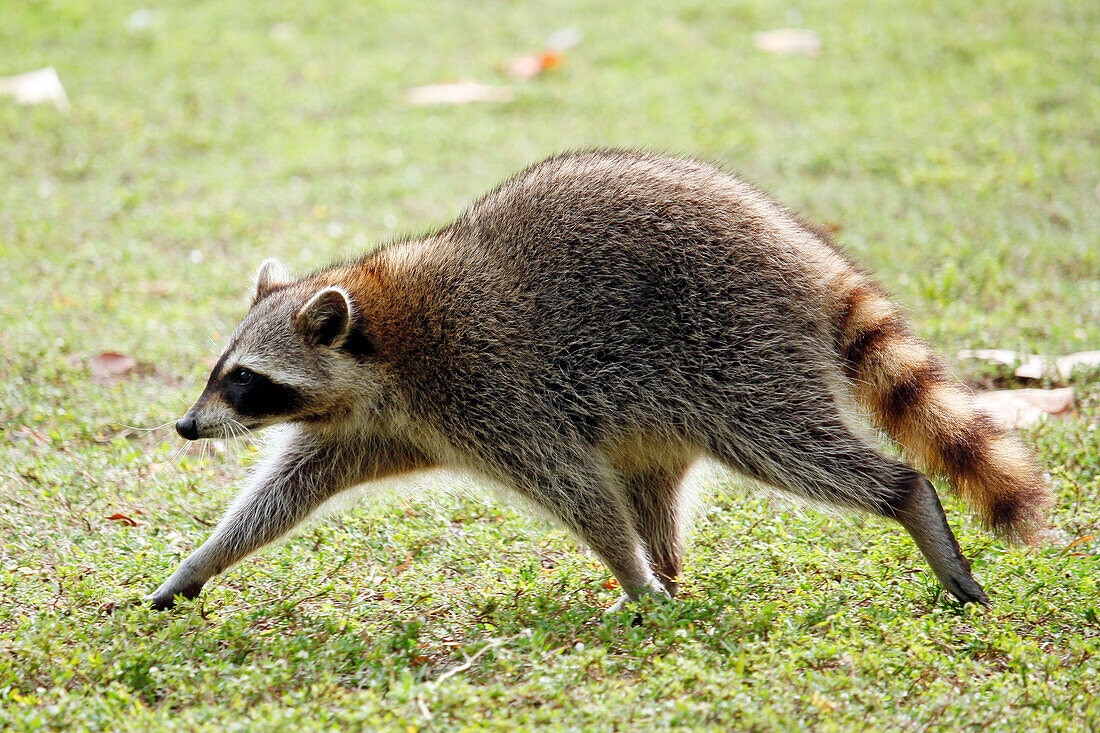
xmin=149 ymin=150 xmax=1051 ymax=611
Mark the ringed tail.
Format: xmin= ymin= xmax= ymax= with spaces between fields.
xmin=832 ymin=273 xmax=1052 ymax=541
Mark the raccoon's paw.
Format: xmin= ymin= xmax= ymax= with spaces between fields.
xmin=146 ymin=581 xmax=205 ymax=611
xmin=605 ymin=594 xmax=644 ymax=627
xmin=605 ymin=594 xmax=632 ymax=615
xmin=604 ymin=583 xmax=671 ymax=623
xmin=943 ymin=572 xmax=991 ymax=608
xmin=145 ymin=592 xmax=178 ymax=611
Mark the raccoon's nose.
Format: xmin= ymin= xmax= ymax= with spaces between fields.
xmin=176 ymin=415 xmax=200 ymax=440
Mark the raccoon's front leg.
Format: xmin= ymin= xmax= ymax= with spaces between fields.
xmin=148 ymin=428 xmax=428 ymax=610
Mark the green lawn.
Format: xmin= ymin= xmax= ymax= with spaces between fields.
xmin=2 ymin=0 xmax=1098 ymax=729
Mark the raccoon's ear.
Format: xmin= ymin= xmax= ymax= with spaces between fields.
xmin=295 ymin=286 xmax=352 ymax=347
xmin=252 ymin=259 xmax=293 ymax=305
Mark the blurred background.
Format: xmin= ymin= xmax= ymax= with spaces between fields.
xmin=3 ymin=0 xmax=1097 ymax=376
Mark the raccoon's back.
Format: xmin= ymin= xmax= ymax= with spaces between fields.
xmin=400 ymin=152 xmax=839 ymax=432
xmin=366 ymin=150 xmax=1049 ymax=539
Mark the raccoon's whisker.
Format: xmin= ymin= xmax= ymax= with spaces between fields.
xmin=117 ymin=421 xmax=176 ymax=435
xmin=226 ymin=424 xmax=247 ymax=456
xmin=168 ymin=439 xmax=189 ymax=467
xmin=237 ymin=422 xmax=257 ymax=448
xmin=231 ymin=426 xmax=247 ymax=457
xmin=229 ymin=419 xmax=257 ymax=445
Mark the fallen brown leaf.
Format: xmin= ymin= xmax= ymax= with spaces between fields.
xmin=106 ymin=513 xmax=140 ymax=527
xmin=17 ymin=426 xmax=49 ymax=446
xmin=1055 ymin=351 xmax=1100 ymax=379
xmin=753 ymin=29 xmax=822 ymax=56
xmin=1066 ymin=535 xmax=1096 ymax=552
xmin=392 ymin=552 xmax=414 ymax=574
xmin=143 ymin=462 xmax=169 ymax=478
xmin=958 ymin=349 xmax=1100 ymax=381
xmin=404 ymin=80 xmax=513 ymax=106
xmin=505 ymin=51 xmax=562 ymax=80
xmin=973 ymin=387 xmax=1074 ymax=428
xmin=89 ymin=352 xmax=138 ymax=381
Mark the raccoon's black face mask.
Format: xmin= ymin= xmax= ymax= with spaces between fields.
xmin=176 ymin=268 xmax=366 ymax=440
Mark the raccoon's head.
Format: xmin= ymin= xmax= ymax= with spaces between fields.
xmin=176 ymin=259 xmax=381 ymax=440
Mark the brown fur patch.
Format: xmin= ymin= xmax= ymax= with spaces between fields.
xmin=302 ymin=247 xmax=430 ymax=364
xmin=881 ymin=359 xmax=944 ymax=432
xmin=834 ymin=284 xmax=877 ymax=342
xmin=938 ymin=418 xmax=997 ymax=479
xmin=841 ymin=314 xmax=908 ymax=380
xmin=988 ymin=496 xmax=1026 ymax=532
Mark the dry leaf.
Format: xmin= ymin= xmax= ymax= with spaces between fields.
xmin=1056 ymin=351 xmax=1100 ymax=379
xmin=811 ymin=691 xmax=840 ymax=712
xmin=106 ymin=513 xmax=140 ymax=527
xmin=505 ymin=51 xmax=562 ymax=80
xmin=957 ymin=348 xmax=1045 ymax=379
xmin=546 ymin=27 xmax=583 ymax=52
xmin=17 ymin=426 xmax=49 ymax=446
xmin=1014 ymin=359 xmax=1047 ymax=380
xmin=125 ymin=9 xmax=159 ymax=32
xmin=753 ymin=29 xmax=822 ymax=56
xmin=404 ymin=80 xmax=513 ymax=106
xmin=0 ymin=67 xmax=69 ymax=110
xmin=958 ymin=348 xmax=1030 ymax=366
xmin=973 ymin=387 xmax=1074 ymax=428
xmin=1066 ymin=535 xmax=1096 ymax=552
xmin=391 ymin=552 xmax=414 ymax=574
xmin=89 ymin=352 xmax=138 ymax=381
xmin=143 ymin=461 xmax=170 ymax=478
xmin=959 ymin=349 xmax=1100 ymax=381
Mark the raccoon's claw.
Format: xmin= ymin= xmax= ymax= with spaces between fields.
xmin=146 ymin=580 xmax=204 ymax=611
xmin=605 ymin=595 xmax=645 ymax=627
xmin=944 ymin=574 xmax=991 ymax=607
xmin=145 ymin=592 xmax=177 ymax=611
xmin=605 ymin=582 xmax=671 ymax=623
xmin=606 ymin=594 xmax=632 ymax=615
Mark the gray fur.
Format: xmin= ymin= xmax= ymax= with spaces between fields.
xmin=150 ymin=150 xmax=990 ymax=611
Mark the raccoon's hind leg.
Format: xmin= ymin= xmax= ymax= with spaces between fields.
xmin=485 ymin=445 xmax=669 ymax=605
xmin=700 ymin=401 xmax=989 ymax=606
xmin=890 ymin=471 xmax=990 ymax=605
xmin=604 ymin=440 xmax=697 ymax=597
xmin=619 ymin=463 xmax=691 ymax=596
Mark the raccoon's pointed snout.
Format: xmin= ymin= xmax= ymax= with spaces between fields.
xmin=176 ymin=414 xmax=200 ymax=440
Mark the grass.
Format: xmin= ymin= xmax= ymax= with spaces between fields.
xmin=2 ymin=0 xmax=1099 ymax=729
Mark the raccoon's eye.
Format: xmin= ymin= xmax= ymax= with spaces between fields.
xmin=230 ymin=367 xmax=254 ymax=385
